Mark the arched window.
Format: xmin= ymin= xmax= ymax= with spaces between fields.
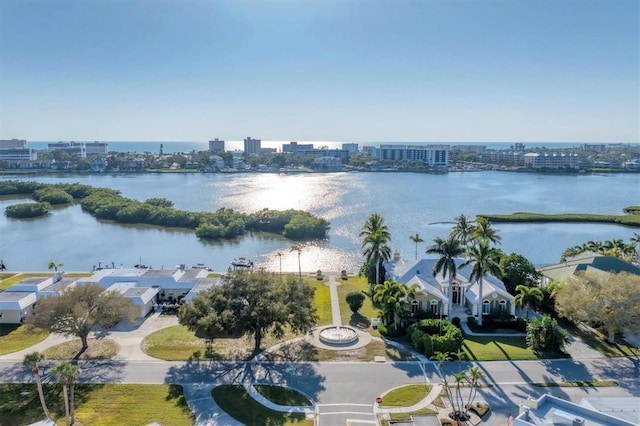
xmin=482 ymin=300 xmax=491 ymax=314
xmin=499 ymin=300 xmax=507 ymax=312
xmin=430 ymin=300 xmax=439 ymax=314
xmin=411 ymin=300 xmax=420 ymax=314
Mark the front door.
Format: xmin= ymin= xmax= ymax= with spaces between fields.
xmin=452 ymin=284 xmax=460 ymax=305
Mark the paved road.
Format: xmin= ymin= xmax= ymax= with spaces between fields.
xmin=2 ymin=356 xmax=639 ymax=425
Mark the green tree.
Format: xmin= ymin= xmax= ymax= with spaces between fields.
xmin=409 ymin=233 xmax=424 ymax=260
xmin=526 ymin=314 xmax=569 ymax=353
xmin=50 ymin=361 xmax=81 ymax=426
xmin=555 ymin=271 xmax=640 ymax=343
xmin=450 ymin=214 xmax=474 ymax=245
xmin=23 ymin=352 xmax=51 ymax=420
xmin=48 ymin=261 xmax=63 ymax=272
xmin=427 ymin=236 xmax=464 ymax=321
xmin=345 ymin=292 xmax=366 ymax=314
xmin=514 ymin=284 xmax=544 ymax=319
xmin=499 ymin=253 xmax=541 ymax=294
xmin=473 ymin=216 xmax=501 ymax=245
xmin=28 ymin=282 xmax=137 ymax=351
xmin=290 ymin=245 xmax=302 ymax=283
xmin=461 ymin=239 xmax=502 ymax=326
xmin=360 ymin=214 xmax=391 ymax=285
xmin=372 ymin=280 xmax=418 ymax=330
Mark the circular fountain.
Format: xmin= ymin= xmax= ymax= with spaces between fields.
xmin=318 ymin=326 xmax=359 ymax=346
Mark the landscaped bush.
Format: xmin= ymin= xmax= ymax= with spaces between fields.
xmin=451 ymin=317 xmax=461 ymax=329
xmin=408 ymin=319 xmax=463 ymax=356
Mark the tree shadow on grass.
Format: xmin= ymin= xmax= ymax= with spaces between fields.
xmin=348 ymin=313 xmax=370 ymax=328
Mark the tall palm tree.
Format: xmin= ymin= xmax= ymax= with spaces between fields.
xmin=359 ymin=213 xmax=391 ymax=243
xmin=514 ymin=284 xmax=544 ymax=319
xmin=23 ymin=352 xmax=51 ymax=420
xmin=290 ymin=245 xmax=302 ymax=283
xmin=409 ymin=233 xmax=424 ymax=260
xmin=473 ymin=217 xmax=501 ymax=245
xmin=450 ymin=214 xmax=474 ymax=245
xmin=51 ymin=362 xmax=80 ymax=426
xmin=362 ymin=230 xmax=392 ymax=286
xmin=461 ymin=239 xmax=502 ymax=326
xmin=427 ymin=236 xmax=464 ymax=320
xmin=48 ymin=261 xmax=63 ymax=272
xmin=465 ymin=366 xmax=484 ymax=411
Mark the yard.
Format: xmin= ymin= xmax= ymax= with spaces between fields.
xmin=0 ymin=324 xmax=49 ymax=355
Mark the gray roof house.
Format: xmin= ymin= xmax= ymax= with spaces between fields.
xmin=538 ymin=253 xmax=640 ymax=285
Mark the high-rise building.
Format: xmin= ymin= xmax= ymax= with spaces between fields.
xmin=85 ymin=142 xmax=109 ymax=155
xmin=371 ymin=145 xmax=450 ymax=167
xmin=209 ymin=139 xmax=225 ymax=152
xmin=342 ymin=143 xmax=359 ymax=153
xmin=244 ymin=137 xmax=261 ymax=155
xmin=0 ymin=139 xmax=27 ymax=149
xmin=282 ymin=141 xmax=313 ymax=153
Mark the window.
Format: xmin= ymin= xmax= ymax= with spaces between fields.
xmin=482 ymin=300 xmax=491 ymax=314
xmin=430 ymin=300 xmax=438 ymax=314
xmin=499 ymin=300 xmax=507 ymax=312
xmin=411 ymin=300 xmax=420 ymax=314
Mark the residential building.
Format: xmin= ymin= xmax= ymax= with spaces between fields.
xmin=282 ymin=141 xmax=313 ymax=153
xmin=385 ymin=254 xmax=515 ymax=318
xmin=341 ymin=143 xmax=359 ymax=153
xmin=296 ymin=148 xmax=350 ymax=163
xmin=371 ymin=144 xmax=450 ymax=167
xmin=478 ymin=150 xmax=526 ymax=166
xmin=244 ymin=137 xmax=261 ymax=155
xmin=523 ymin=152 xmax=579 ymax=169
xmin=208 ymin=139 xmax=225 ymax=152
xmin=314 ymin=156 xmax=342 ymax=170
xmin=0 ymin=138 xmax=27 ymax=149
xmin=538 ymin=253 xmax=640 ymax=286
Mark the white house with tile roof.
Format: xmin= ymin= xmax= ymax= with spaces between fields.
xmin=384 ymin=255 xmax=515 ymax=320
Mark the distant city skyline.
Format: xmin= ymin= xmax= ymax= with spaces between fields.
xmin=1 ymin=0 xmax=638 ymax=143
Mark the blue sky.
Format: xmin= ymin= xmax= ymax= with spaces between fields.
xmin=0 ymin=0 xmax=638 ymax=142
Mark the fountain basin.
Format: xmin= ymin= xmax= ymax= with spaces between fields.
xmin=318 ymin=326 xmax=359 ymax=346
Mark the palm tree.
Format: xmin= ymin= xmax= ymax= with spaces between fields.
xmin=372 ymin=281 xmax=418 ymax=330
xmin=23 ymin=352 xmax=51 ymax=420
xmin=465 ymin=366 xmax=484 ymax=411
xmin=409 ymin=233 xmax=424 ymax=260
xmin=290 ymin=245 xmax=302 ymax=283
xmin=450 ymin=214 xmax=474 ymax=245
xmin=473 ymin=217 xmax=501 ymax=245
xmin=514 ymin=284 xmax=544 ymax=319
xmin=51 ymin=362 xmax=81 ymax=426
xmin=362 ymin=230 xmax=392 ymax=286
xmin=461 ymin=239 xmax=502 ymax=326
xmin=359 ymin=213 xmax=391 ymax=242
xmin=427 ymin=236 xmax=464 ymax=320
xmin=48 ymin=261 xmax=63 ymax=272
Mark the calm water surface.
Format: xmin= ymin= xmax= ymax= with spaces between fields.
xmin=1 ymin=171 xmax=638 ymax=272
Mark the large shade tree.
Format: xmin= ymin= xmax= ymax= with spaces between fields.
xmin=427 ymin=236 xmax=465 ymax=320
xmin=23 ymin=352 xmax=51 ymax=420
xmin=555 ymin=271 xmax=640 ymax=343
xmin=29 ymin=282 xmax=137 ymax=352
xmin=180 ymin=270 xmax=317 ymax=354
xmin=461 ymin=239 xmax=502 ymax=326
xmin=360 ymin=214 xmax=392 ymax=286
xmin=499 ymin=253 xmax=541 ymax=294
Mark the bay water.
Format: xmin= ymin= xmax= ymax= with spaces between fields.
xmin=1 ymin=171 xmax=638 ymax=273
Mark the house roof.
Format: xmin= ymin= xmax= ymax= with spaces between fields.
xmin=0 ymin=291 xmax=37 ymax=310
xmin=106 ymin=282 xmax=159 ymax=305
xmin=539 ymin=253 xmax=640 ymax=282
xmin=405 ymin=275 xmax=446 ymax=300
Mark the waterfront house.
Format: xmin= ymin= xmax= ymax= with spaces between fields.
xmin=538 ymin=253 xmax=640 ymax=286
xmin=385 ymin=255 xmax=515 ymax=320
xmin=0 ymin=291 xmax=36 ymax=324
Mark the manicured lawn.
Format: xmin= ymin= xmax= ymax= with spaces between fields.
xmin=462 ymin=334 xmax=537 ymax=361
xmin=0 ymin=324 xmax=49 ymax=355
xmin=212 ymin=385 xmax=313 ymax=426
xmin=311 ymin=281 xmax=333 ymax=326
xmin=254 ymin=385 xmax=312 ymax=406
xmin=0 ymin=383 xmax=193 ymax=426
xmin=43 ymin=338 xmax=119 ymax=360
xmin=381 ymin=384 xmax=431 ymax=406
xmin=336 ymin=275 xmax=381 ymax=337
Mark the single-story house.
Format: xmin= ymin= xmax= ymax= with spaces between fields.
xmin=385 ymin=254 xmax=515 ymax=320
xmin=538 ymin=253 xmax=640 ymax=285
xmin=0 ymin=291 xmax=36 ymax=324
xmin=105 ymin=282 xmax=159 ymax=318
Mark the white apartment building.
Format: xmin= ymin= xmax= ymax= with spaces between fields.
xmin=371 ymin=144 xmax=450 ymax=167
xmin=523 ymin=152 xmax=579 ymax=169
xmin=244 ymin=137 xmax=261 ymax=155
xmin=0 ymin=139 xmax=27 ymax=149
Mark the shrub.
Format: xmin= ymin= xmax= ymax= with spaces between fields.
xmin=33 ymin=188 xmax=74 ymax=205
xmin=411 ymin=329 xmax=425 ymax=353
xmin=345 ymin=292 xmax=365 ymax=314
xmin=408 ymin=319 xmax=463 ymax=356
xmin=5 ymin=202 xmax=51 ymax=218
xmin=451 ymin=317 xmax=461 ymax=329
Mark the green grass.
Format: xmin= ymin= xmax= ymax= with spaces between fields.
xmin=381 ymin=384 xmax=431 ymax=407
xmin=254 ymin=385 xmax=312 ymax=406
xmin=336 ymin=275 xmax=381 ymax=337
xmin=0 ymin=273 xmax=53 ymax=290
xmin=311 ymin=281 xmax=333 ymax=326
xmin=212 ymin=385 xmax=313 ymax=426
xmin=462 ymin=334 xmax=537 ymax=361
xmin=479 ymin=211 xmax=640 ymax=227
xmin=0 ymin=383 xmax=193 ymax=426
xmin=0 ymin=324 xmax=49 ymax=355
xmin=532 ymin=380 xmax=618 ymax=387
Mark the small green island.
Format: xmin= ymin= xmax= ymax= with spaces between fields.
xmin=479 ymin=206 xmax=640 ymax=228
xmin=0 ymin=180 xmax=330 ymax=240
